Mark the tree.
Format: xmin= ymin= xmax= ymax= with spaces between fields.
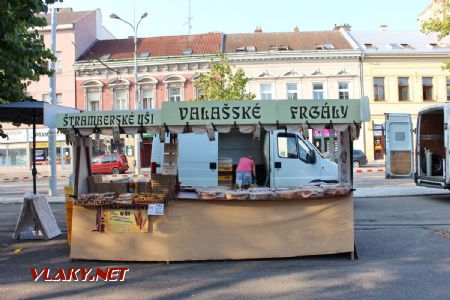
xmin=421 ymin=0 xmax=450 ymax=68
xmin=193 ymin=53 xmax=256 ymax=100
xmin=0 ymin=0 xmax=59 ymax=104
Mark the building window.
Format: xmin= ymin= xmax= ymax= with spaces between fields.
xmin=374 ymin=77 xmax=385 ymax=101
xmin=312 ymin=83 xmax=324 ymax=100
xmin=286 ymin=83 xmax=298 ymax=100
xmin=87 ymin=91 xmax=100 ymax=111
xmin=260 ymin=84 xmax=273 ymax=100
xmin=195 ymin=88 xmax=204 ymax=100
xmin=42 ymin=93 xmax=62 ymax=104
xmin=422 ymin=77 xmax=433 ymax=101
xmin=114 ymin=90 xmax=128 ymax=110
xmin=168 ymin=87 xmax=181 ymax=101
xmin=42 ymin=94 xmax=49 ymax=103
xmin=338 ymin=82 xmax=350 ymax=99
xmin=82 ymin=80 xmax=103 ymax=110
xmin=447 ymin=78 xmax=450 ymax=101
xmin=55 ymin=51 xmax=62 ymax=74
xmin=141 ymin=87 xmax=155 ymax=109
xmin=398 ymin=77 xmax=409 ymax=101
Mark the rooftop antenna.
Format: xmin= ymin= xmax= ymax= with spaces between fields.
xmin=185 ymin=0 xmax=193 ymax=34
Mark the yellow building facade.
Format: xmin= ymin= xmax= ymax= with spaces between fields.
xmin=349 ymin=31 xmax=450 ymax=161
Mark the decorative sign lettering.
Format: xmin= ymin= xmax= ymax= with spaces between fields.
xmin=278 ymin=100 xmax=361 ymax=124
xmin=56 ymin=110 xmax=161 ymax=128
xmin=161 ymin=100 xmax=277 ymax=125
xmin=55 ymin=99 xmax=365 ymax=130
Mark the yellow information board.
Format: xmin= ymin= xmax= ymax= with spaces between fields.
xmin=104 ymin=209 xmax=148 ymax=233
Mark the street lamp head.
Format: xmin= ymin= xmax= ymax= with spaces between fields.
xmin=141 ymin=12 xmax=148 ymax=19
xmin=110 ymin=13 xmax=121 ymax=20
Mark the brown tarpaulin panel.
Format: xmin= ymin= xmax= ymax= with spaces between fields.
xmin=70 ymin=196 xmax=354 ymax=262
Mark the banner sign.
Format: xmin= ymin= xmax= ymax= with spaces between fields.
xmin=56 ymin=100 xmax=365 ymax=129
xmin=56 ymin=110 xmax=161 ymax=128
xmin=161 ymin=100 xmax=277 ymax=125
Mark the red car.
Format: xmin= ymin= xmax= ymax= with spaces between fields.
xmin=91 ymin=153 xmax=129 ymax=174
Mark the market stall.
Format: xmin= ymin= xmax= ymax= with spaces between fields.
xmin=56 ymin=99 xmax=369 ymax=262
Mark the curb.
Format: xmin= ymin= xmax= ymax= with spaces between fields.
xmin=1 ymin=175 xmax=70 ymax=182
xmin=103 ymin=173 xmax=151 ymax=181
xmin=355 ymin=168 xmax=385 ymax=173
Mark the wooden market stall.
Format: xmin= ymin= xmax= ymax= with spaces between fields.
xmin=56 ymin=99 xmax=370 ymax=262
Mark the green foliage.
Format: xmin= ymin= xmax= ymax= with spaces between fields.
xmin=0 ymin=0 xmax=59 ymax=103
xmin=421 ymin=0 xmax=450 ymax=40
xmin=193 ymin=53 xmax=256 ymax=101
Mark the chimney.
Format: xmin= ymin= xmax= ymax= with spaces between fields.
xmin=293 ymin=26 xmax=300 ymax=33
xmin=333 ymin=23 xmax=351 ymax=31
xmin=380 ymin=25 xmax=388 ymax=31
xmin=254 ymin=26 xmax=263 ymax=33
xmin=56 ymin=7 xmax=73 ymax=13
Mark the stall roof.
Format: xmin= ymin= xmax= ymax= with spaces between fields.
xmin=0 ymin=101 xmax=80 ymax=127
xmin=56 ymin=99 xmax=369 ymax=134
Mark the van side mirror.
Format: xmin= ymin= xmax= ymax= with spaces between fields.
xmin=307 ymin=151 xmax=316 ymax=164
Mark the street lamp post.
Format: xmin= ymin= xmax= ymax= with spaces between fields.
xmin=110 ymin=12 xmax=148 ymax=175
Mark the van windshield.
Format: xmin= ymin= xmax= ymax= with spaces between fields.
xmin=302 ymin=138 xmax=324 ymax=158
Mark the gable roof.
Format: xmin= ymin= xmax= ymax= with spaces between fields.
xmin=41 ymin=8 xmax=94 ymax=26
xmin=79 ymin=32 xmax=223 ymax=60
xmin=349 ymin=31 xmax=450 ymax=53
xmin=223 ymin=31 xmax=353 ymax=53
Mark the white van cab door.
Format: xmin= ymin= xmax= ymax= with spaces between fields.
xmin=385 ymin=113 xmax=414 ymax=178
xmin=271 ymin=131 xmax=321 ymax=186
xmin=177 ymin=133 xmax=218 ymax=187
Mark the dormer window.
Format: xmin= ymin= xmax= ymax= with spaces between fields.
xmin=245 ymin=46 xmax=256 ymax=52
xmin=389 ymin=43 xmax=403 ymax=49
xmin=100 ymin=54 xmax=111 ymax=60
xmin=315 ymin=44 xmax=325 ymax=50
xmin=400 ymin=43 xmax=414 ymax=49
xmin=324 ymin=43 xmax=335 ymax=49
xmin=140 ymin=52 xmax=150 ymax=58
xmin=182 ymin=49 xmax=193 ymax=55
xmin=269 ymin=45 xmax=290 ymax=51
xmin=236 ymin=46 xmax=256 ymax=52
xmin=364 ymin=43 xmax=377 ymax=49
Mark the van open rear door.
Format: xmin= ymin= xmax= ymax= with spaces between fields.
xmin=385 ymin=113 xmax=414 ymax=178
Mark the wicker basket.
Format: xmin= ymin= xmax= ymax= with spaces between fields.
xmin=151 ymin=174 xmax=177 ymax=198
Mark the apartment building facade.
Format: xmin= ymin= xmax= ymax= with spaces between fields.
xmin=348 ymin=30 xmax=450 ymax=161
xmin=0 ymin=8 xmax=113 ymax=169
xmin=74 ymin=33 xmax=223 ymax=166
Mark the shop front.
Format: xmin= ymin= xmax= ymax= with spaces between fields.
xmin=57 ymin=99 xmax=369 ymax=262
xmin=0 ymin=129 xmax=28 ymax=167
xmin=373 ymin=123 xmax=385 ymax=160
xmin=28 ymin=128 xmax=71 ymax=166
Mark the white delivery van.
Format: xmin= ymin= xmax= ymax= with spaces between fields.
xmin=151 ymin=128 xmax=338 ymax=187
xmin=385 ymin=104 xmax=450 ymax=188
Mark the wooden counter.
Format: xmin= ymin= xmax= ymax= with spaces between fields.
xmin=70 ymin=195 xmax=354 ymax=262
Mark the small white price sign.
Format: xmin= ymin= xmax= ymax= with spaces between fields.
xmin=148 ymin=204 xmax=165 ymax=216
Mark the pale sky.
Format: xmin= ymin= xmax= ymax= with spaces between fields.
xmin=53 ymin=0 xmax=431 ymax=39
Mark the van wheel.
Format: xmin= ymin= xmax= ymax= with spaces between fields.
xmin=112 ymin=168 xmax=120 ymax=174
xmin=353 ymin=161 xmax=360 ymax=168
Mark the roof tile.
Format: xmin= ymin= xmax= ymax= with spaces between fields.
xmin=224 ymin=31 xmax=353 ymax=52
xmin=80 ymin=33 xmax=223 ymax=60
